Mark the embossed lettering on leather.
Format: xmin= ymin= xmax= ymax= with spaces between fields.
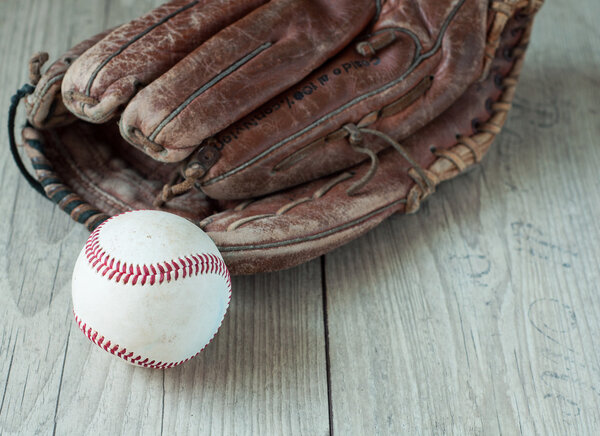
xmin=16 ymin=0 xmax=544 ymax=274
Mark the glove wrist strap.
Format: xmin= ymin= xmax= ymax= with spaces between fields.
xmin=7 ymin=84 xmax=47 ymax=198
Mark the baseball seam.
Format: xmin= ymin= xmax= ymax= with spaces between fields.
xmin=85 ymin=216 xmax=230 ymax=286
xmin=74 ymin=308 xmax=228 ymax=369
xmin=76 ymin=212 xmax=232 ymax=369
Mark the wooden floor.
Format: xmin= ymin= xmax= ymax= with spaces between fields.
xmin=1 ymin=1 xmax=599 ymax=434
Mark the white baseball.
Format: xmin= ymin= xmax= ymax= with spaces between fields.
xmin=71 ymin=210 xmax=231 ymax=369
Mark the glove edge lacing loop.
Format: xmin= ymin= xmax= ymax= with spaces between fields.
xmin=13 ymin=2 xmax=544 ymax=275
xmin=481 ymin=0 xmax=543 ymax=80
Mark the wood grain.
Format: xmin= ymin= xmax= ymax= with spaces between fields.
xmin=1 ymin=0 xmax=599 ymax=435
xmin=0 ymin=2 xmax=328 ymax=435
xmin=324 ymin=2 xmax=600 ymax=434
xmin=49 ymin=266 xmax=328 ymax=436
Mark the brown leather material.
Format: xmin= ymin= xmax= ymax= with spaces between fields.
xmin=61 ymin=1 xmax=269 ymax=125
xmin=17 ymin=3 xmax=542 ymax=275
xmin=199 ymin=0 xmax=489 ymax=199
xmin=200 ymin=12 xmax=528 ymax=273
xmin=60 ymin=0 xmax=379 ymax=163
xmin=21 ymin=121 xmax=216 ymax=222
xmin=24 ymin=28 xmax=113 ymax=129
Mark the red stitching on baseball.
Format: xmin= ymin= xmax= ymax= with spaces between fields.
xmin=84 ymin=215 xmax=230 ymax=288
xmin=74 ymin=310 xmax=227 ymax=369
xmin=76 ymin=212 xmax=232 ymax=369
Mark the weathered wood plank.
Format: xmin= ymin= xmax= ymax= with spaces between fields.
xmin=3 ymin=0 xmax=599 ymax=435
xmin=0 ymin=1 xmax=107 ymax=434
xmin=50 ymin=266 xmax=328 ymax=436
xmin=324 ymin=1 xmax=600 ymax=434
xmin=0 ymin=1 xmax=329 ymax=435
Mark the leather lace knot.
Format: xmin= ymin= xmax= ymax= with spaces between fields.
xmin=342 ymin=123 xmax=436 ymax=212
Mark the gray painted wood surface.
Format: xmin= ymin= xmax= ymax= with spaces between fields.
xmin=1 ymin=1 xmax=598 ymax=434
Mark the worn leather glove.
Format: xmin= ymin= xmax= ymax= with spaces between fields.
xmin=10 ymin=0 xmax=544 ymax=274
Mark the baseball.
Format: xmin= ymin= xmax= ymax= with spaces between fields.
xmin=71 ymin=210 xmax=231 ymax=369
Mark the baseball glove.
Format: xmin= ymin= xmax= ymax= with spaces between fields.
xmin=9 ymin=0 xmax=544 ymax=274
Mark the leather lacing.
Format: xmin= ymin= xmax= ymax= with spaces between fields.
xmin=482 ymin=0 xmax=542 ymax=79
xmin=10 ymin=1 xmax=537 ymax=233
xmin=155 ymin=72 xmax=435 ymax=207
xmin=210 ymin=119 xmax=484 ymax=231
xmin=158 ymin=0 xmax=536 ymax=209
xmin=342 ymin=124 xmax=437 ymax=199
xmin=28 ymin=52 xmax=49 ymax=86
xmin=201 ymin=19 xmax=533 ymax=231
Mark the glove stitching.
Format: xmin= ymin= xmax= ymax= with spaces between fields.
xmin=201 ymin=0 xmax=471 ymax=187
xmin=83 ymin=1 xmax=201 ymax=97
xmin=219 ymin=199 xmax=408 ymax=252
xmin=213 ymin=34 xmax=528 ymax=236
xmin=147 ymin=42 xmax=273 ymax=144
xmin=270 ymin=75 xmax=433 ymax=176
xmin=28 ymin=73 xmax=64 ymax=126
xmin=224 ymin=172 xmax=355 ymax=231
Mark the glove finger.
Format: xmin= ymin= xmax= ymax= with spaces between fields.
xmin=61 ymin=0 xmax=269 ymax=124
xmin=118 ymin=0 xmax=379 ymax=163
xmin=17 ymin=15 xmax=523 ymax=271
xmin=202 ymin=13 xmax=528 ymax=273
xmin=186 ymin=0 xmax=491 ymax=200
xmin=16 ymin=0 xmax=543 ymax=274
xmin=25 ymin=28 xmax=114 ymax=129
